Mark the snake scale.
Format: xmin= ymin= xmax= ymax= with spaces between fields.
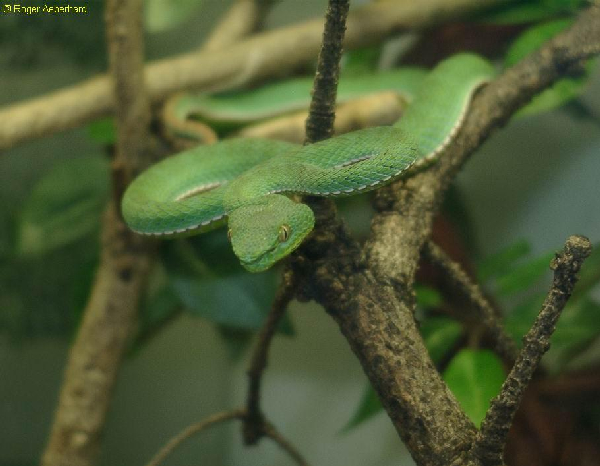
xmin=122 ymin=53 xmax=495 ymax=272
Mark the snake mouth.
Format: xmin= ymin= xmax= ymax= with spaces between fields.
xmin=239 ymin=246 xmax=280 ymax=273
xmin=240 ymin=258 xmax=270 ymax=273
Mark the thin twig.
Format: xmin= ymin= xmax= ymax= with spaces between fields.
xmin=145 ymin=410 xmax=245 ymax=466
xmin=145 ymin=409 xmax=310 ymax=466
xmin=422 ymin=240 xmax=519 ymax=365
xmin=0 ymin=0 xmax=507 ymax=151
xmin=304 ymin=0 xmax=350 ymax=144
xmin=238 ymin=90 xmax=406 ymax=142
xmin=244 ymin=268 xmax=297 ymax=444
xmin=263 ymin=420 xmax=311 ymax=466
xmin=473 ymin=235 xmax=592 ymax=466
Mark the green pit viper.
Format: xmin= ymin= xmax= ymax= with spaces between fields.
xmin=163 ymin=66 xmax=427 ymax=142
xmin=122 ymin=53 xmax=495 ymax=272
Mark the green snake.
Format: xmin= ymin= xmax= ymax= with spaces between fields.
xmin=163 ymin=67 xmax=426 ymax=142
xmin=122 ymin=54 xmax=495 ymax=272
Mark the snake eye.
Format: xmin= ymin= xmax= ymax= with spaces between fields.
xmin=227 ymin=229 xmax=232 ymax=241
xmin=278 ymin=224 xmax=291 ymax=242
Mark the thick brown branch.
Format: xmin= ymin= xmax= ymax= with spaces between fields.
xmin=0 ymin=0 xmax=507 ymax=151
xmin=422 ymin=240 xmax=519 ymax=365
xmin=295 ymin=5 xmax=600 ymax=466
xmin=41 ymin=2 xmax=155 ymax=466
xmin=473 ymin=236 xmax=592 ymax=466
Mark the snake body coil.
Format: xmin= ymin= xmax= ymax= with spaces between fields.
xmin=122 ymin=54 xmax=495 ymax=272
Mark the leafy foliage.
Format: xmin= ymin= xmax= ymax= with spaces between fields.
xmin=442 ymin=349 xmax=505 ymax=427
xmin=16 ymin=156 xmax=109 ymax=256
xmin=481 ymin=0 xmax=588 ymax=24
xmin=87 ymin=118 xmax=116 ymax=145
xmin=144 ymin=0 xmax=205 ymax=33
xmin=161 ymin=232 xmax=294 ymax=333
xmin=503 ymin=244 xmax=600 ymax=373
xmin=505 ymin=19 xmax=594 ymax=118
xmin=346 ymin=238 xmax=600 ymax=430
xmin=0 ymin=1 xmax=107 ymax=67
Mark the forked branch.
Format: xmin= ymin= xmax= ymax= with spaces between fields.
xmin=473 ymin=236 xmax=592 ymax=466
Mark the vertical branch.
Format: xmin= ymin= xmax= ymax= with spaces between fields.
xmin=41 ymin=1 xmax=155 ymax=466
xmin=241 ymin=0 xmax=350 ymax=448
xmin=304 ymin=0 xmax=350 ymax=144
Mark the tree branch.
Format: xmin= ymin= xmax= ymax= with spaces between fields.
xmin=145 ymin=410 xmax=245 ymax=466
xmin=244 ymin=0 xmax=350 ymax=447
xmin=473 ymin=236 xmax=592 ymax=466
xmin=40 ymin=2 xmax=156 ymax=466
xmin=145 ymin=409 xmax=310 ymax=466
xmin=201 ymin=0 xmax=277 ymax=52
xmin=292 ymin=5 xmax=600 ymax=466
xmin=422 ymin=240 xmax=519 ymax=365
xmin=0 ymin=0 xmax=507 ymax=151
xmin=304 ymin=0 xmax=349 ymax=144
xmin=243 ymin=269 xmax=297 ymax=444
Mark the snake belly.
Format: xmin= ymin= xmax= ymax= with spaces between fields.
xmin=122 ymin=53 xmax=495 ymax=272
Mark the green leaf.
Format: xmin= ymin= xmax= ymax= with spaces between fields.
xmin=504 ymin=293 xmax=546 ymax=344
xmin=342 ymin=46 xmax=382 ymax=75
xmin=481 ymin=0 xmax=586 ymax=24
xmin=483 ymin=4 xmax=560 ymax=24
xmin=494 ymin=252 xmax=554 ymax=296
xmin=87 ymin=118 xmax=116 ymax=145
xmin=16 ymin=156 xmax=109 ymax=256
xmin=505 ymin=19 xmax=593 ymax=117
xmin=443 ymin=349 xmax=506 ymax=427
xmin=506 ymin=19 xmax=574 ymax=66
xmin=145 ymin=0 xmax=205 ymax=33
xmin=477 ymin=240 xmax=531 ymax=282
xmin=0 ymin=235 xmax=100 ymax=340
xmin=421 ymin=317 xmax=463 ymax=364
xmin=546 ymin=298 xmax=600 ymax=368
xmin=162 ymin=234 xmax=294 ymax=334
xmin=169 ymin=271 xmax=283 ymax=330
xmin=570 ymin=242 xmax=600 ymax=302
xmin=505 ymin=295 xmax=600 ymax=371
xmin=415 ymin=285 xmax=443 ymax=310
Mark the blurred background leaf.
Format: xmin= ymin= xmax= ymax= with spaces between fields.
xmin=16 ymin=155 xmax=109 ymax=257
xmin=161 ymin=231 xmax=294 ymax=334
xmin=144 ymin=0 xmax=205 ymax=33
xmin=481 ymin=0 xmax=588 ymax=24
xmin=505 ymin=18 xmax=595 ymax=118
xmin=442 ymin=349 xmax=505 ymax=427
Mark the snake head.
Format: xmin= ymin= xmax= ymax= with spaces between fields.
xmin=227 ymin=195 xmax=315 ymax=273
